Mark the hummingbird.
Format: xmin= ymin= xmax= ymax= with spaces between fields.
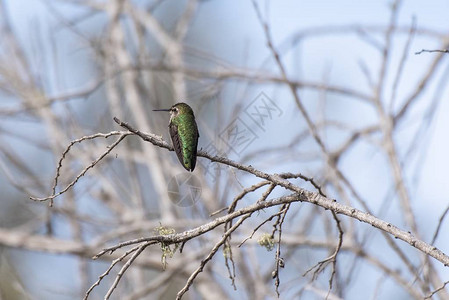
xmin=153 ymin=102 xmax=199 ymax=172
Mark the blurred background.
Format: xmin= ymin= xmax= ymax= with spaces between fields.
xmin=0 ymin=0 xmax=448 ymax=299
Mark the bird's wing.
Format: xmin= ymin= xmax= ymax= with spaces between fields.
xmin=169 ymin=123 xmax=188 ymax=171
xmin=190 ymin=122 xmax=199 ymax=171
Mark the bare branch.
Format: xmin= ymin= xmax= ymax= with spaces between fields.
xmin=415 ymin=49 xmax=449 ymax=54
xmin=30 ymin=133 xmax=131 ymax=204
xmin=176 ymin=214 xmax=251 ymax=299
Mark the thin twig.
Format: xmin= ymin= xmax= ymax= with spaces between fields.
xmin=415 ymin=49 xmax=449 ymax=55
xmin=30 ymin=133 xmax=130 ymax=204
xmin=176 ymin=214 xmax=251 ymax=299
xmin=424 ymin=279 xmax=449 ymax=299
xmin=238 ymin=208 xmax=286 ymax=247
xmin=84 ymin=244 xmax=143 ymax=300
xmin=104 ymin=243 xmax=150 ymax=300
xmin=431 ymin=205 xmax=449 ymax=245
xmin=273 ymin=203 xmax=290 ymax=297
xmin=51 ymin=131 xmax=126 ymax=202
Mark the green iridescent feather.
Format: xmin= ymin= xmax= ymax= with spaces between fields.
xmin=168 ymin=103 xmax=199 ymax=171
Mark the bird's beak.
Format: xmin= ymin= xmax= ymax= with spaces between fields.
xmin=153 ymin=108 xmax=171 ymax=112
